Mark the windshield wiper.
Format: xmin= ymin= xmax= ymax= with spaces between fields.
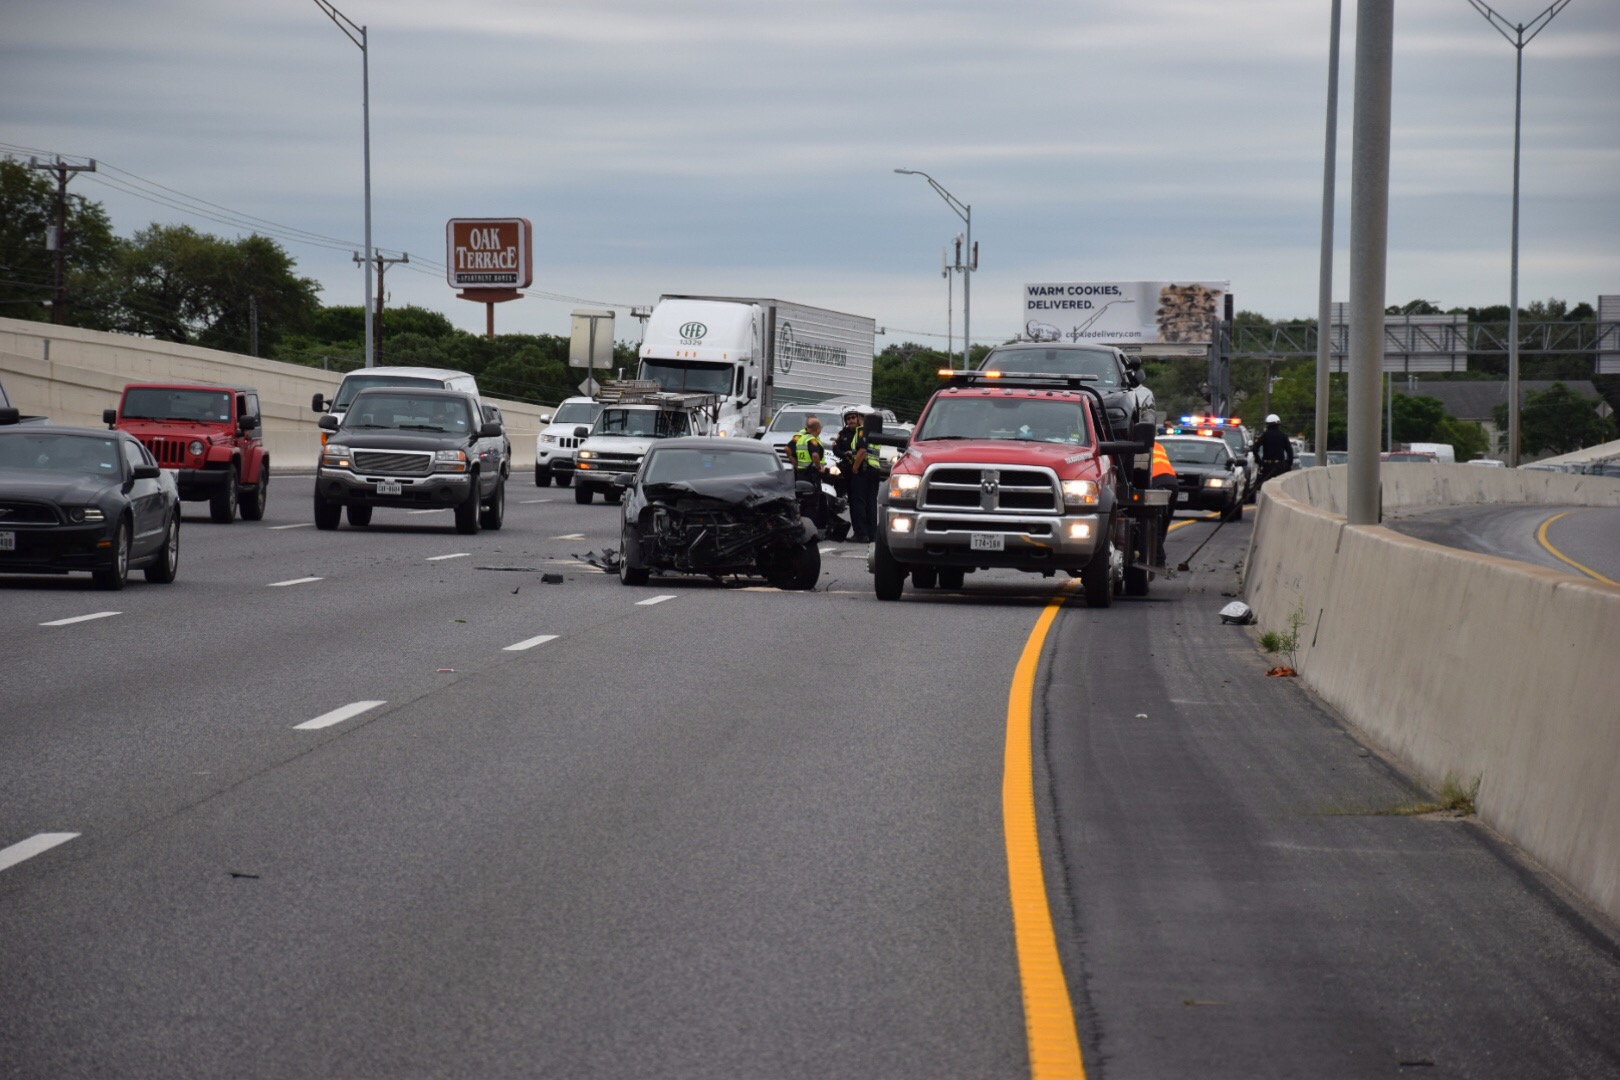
xmin=916 ymin=434 xmax=970 ymax=441
xmin=398 ymin=424 xmax=450 ymax=432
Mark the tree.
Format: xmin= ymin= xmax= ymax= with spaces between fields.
xmin=0 ymin=157 xmax=118 ymax=326
xmin=1493 ymin=382 xmax=1618 ymax=456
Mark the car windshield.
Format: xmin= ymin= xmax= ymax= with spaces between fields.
xmin=914 ymin=396 xmax=1091 ymax=445
xmin=768 ymin=410 xmax=823 ymax=433
xmin=1162 ymin=439 xmax=1228 ymax=465
xmin=1216 ymin=428 xmax=1246 ymax=456
xmin=333 ymin=375 xmax=443 ymax=411
xmin=121 ymin=388 xmax=232 ymax=423
xmin=981 ymin=348 xmax=1120 ymax=387
xmin=644 ymin=448 xmax=782 ymax=483
xmin=552 ymin=401 xmax=602 ymax=425
xmin=0 ymin=432 xmax=123 ymax=478
xmin=640 ymin=359 xmax=733 ymax=397
xmin=342 ymin=393 xmax=472 ymax=433
xmin=597 ymin=408 xmax=689 ymax=438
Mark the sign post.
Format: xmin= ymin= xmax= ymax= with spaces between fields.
xmin=570 ymin=309 xmax=616 ymax=400
xmin=446 ymin=218 xmax=533 ymax=337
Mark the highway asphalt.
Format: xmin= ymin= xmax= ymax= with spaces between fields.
xmin=1387 ymin=503 xmax=1620 ymax=585
xmin=2 ymin=481 xmax=1617 ymax=1078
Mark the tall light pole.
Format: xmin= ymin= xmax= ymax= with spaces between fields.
xmin=1465 ymin=0 xmax=1571 ymax=465
xmin=896 ymin=169 xmax=971 ymax=370
xmin=1315 ymin=0 xmax=1343 ymax=458
xmin=314 ymin=0 xmax=375 ymax=368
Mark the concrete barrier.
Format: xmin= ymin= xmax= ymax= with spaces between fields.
xmin=0 ymin=317 xmax=554 ymax=471
xmin=1246 ymin=464 xmax=1620 ymax=924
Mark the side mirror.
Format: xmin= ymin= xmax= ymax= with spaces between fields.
xmin=103 ymin=408 xmax=118 ymax=427
xmin=479 ymin=421 xmax=503 ymax=438
xmin=752 ymin=426 xmax=766 ymax=439
xmin=311 ymin=393 xmax=326 ymax=413
xmin=1123 ymin=355 xmax=1142 ymax=371
xmin=794 ymin=480 xmax=815 ymax=495
xmin=132 ymin=464 xmax=161 ymax=480
xmin=240 ymin=414 xmax=260 ymax=431
xmin=747 ymin=376 xmax=758 ymax=402
xmin=539 ymin=414 xmax=552 ymax=424
xmin=864 ymin=412 xmax=886 ymax=437
xmin=573 ymin=425 xmax=590 ymax=439
xmin=868 ymin=431 xmax=909 ymax=448
xmin=318 ymin=414 xmax=339 ymax=431
xmin=1125 ymin=370 xmax=1142 ymax=389
xmin=0 ymin=407 xmax=21 ymax=426
xmin=611 ymin=473 xmax=635 ymax=488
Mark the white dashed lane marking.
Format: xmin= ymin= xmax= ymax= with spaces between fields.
xmin=425 ymin=553 xmax=470 ymax=561
xmin=0 ymin=833 xmax=79 ymax=873
xmin=294 ymin=700 xmax=387 ymax=731
xmin=503 ymin=634 xmax=559 ymax=652
xmin=269 ymin=522 xmax=314 ymax=530
xmin=549 ymin=533 xmax=586 ymax=540
xmin=267 ymin=577 xmax=323 ymax=588
xmin=521 ymin=499 xmax=553 ymax=504
xmin=407 ymin=508 xmax=449 ymax=515
xmin=39 ymin=611 xmax=121 ymax=627
xmin=636 ymin=595 xmax=677 ymax=606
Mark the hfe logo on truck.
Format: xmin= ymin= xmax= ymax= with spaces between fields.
xmin=445 ymin=218 xmax=534 ymax=289
xmin=679 ymin=322 xmax=708 ymax=343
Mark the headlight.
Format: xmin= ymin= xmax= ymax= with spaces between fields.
xmin=321 ymin=446 xmax=352 ymax=468
xmin=188 ymin=440 xmax=204 ymax=456
xmin=539 ymin=434 xmax=556 ymax=445
xmin=578 ymin=449 xmax=594 ymax=459
xmin=1061 ymin=479 xmax=1100 ymax=506
xmin=888 ymin=473 xmax=921 ymax=502
xmin=1204 ymin=476 xmax=1228 ymax=488
xmin=435 ymin=450 xmax=469 ymax=472
xmin=65 ymin=507 xmax=106 ymax=523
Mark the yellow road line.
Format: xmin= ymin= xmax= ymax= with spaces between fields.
xmin=1003 ymin=583 xmax=1086 ymax=1079
xmin=1536 ymin=511 xmax=1619 ymax=586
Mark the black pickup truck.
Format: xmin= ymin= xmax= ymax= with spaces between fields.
xmin=314 ymin=386 xmax=507 ymax=534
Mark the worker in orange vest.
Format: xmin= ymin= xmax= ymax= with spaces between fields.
xmin=1150 ymin=439 xmax=1177 ymax=562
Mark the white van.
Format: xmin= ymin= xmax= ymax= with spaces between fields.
xmin=314 ymin=367 xmax=480 ymax=427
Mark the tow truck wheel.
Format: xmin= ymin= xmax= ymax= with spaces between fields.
xmin=574 ymin=485 xmax=593 ymax=505
xmin=936 ymin=568 xmax=965 ymax=591
xmin=872 ymin=531 xmax=905 ymax=601
xmin=1082 ymin=540 xmax=1115 ymax=608
xmin=912 ymin=567 xmax=938 ymax=589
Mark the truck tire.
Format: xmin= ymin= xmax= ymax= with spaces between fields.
xmin=346 ymin=504 xmax=373 ymax=527
xmin=535 ymin=465 xmax=551 ymax=487
xmin=911 ymin=567 xmax=938 ymax=589
xmin=454 ymin=481 xmax=482 ymax=535
xmin=872 ymin=531 xmax=905 ymax=601
xmin=604 ymin=487 xmax=622 ymax=506
xmin=574 ymin=485 xmax=593 ymax=505
xmin=239 ymin=461 xmax=269 ymax=521
xmin=313 ymin=496 xmax=342 ymax=530
xmin=1082 ymin=539 xmax=1114 ymax=608
xmin=479 ymin=477 xmax=506 ymax=530
xmin=936 ymin=568 xmax=965 ymax=591
xmin=210 ymin=467 xmax=239 ymax=524
xmin=555 ymin=472 xmax=573 ymax=488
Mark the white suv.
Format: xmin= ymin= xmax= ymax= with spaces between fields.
xmin=534 ymin=396 xmax=603 ymax=488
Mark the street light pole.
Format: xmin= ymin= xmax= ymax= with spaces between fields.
xmin=896 ymin=169 xmax=971 ymax=370
xmin=1465 ymin=0 xmax=1571 ymax=465
xmin=314 ymin=0 xmax=375 ymax=368
xmin=1315 ymin=0 xmax=1343 ymax=458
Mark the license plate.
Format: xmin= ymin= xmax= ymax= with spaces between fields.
xmin=970 ymin=532 xmax=1005 ymax=552
xmin=376 ymin=481 xmax=403 ymax=496
xmin=0 ymin=531 xmax=13 ymax=551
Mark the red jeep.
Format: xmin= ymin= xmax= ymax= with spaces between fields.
xmin=105 ymin=383 xmax=270 ymax=522
xmin=867 ymin=371 xmax=1165 ymax=606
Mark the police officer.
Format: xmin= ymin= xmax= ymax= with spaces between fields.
xmin=835 ymin=408 xmax=881 ymax=543
xmin=1254 ymin=413 xmax=1294 ymax=489
xmin=789 ymin=415 xmax=828 ymax=528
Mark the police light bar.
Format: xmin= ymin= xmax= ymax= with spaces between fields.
xmin=942 ymin=370 xmax=1100 ymax=388
xmin=1181 ymin=414 xmax=1243 ymax=427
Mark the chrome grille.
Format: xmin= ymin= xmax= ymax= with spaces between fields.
xmin=920 ymin=465 xmax=1059 ymax=514
xmin=353 ymin=450 xmax=432 ymax=475
xmin=0 ymin=501 xmax=58 ymax=525
xmin=924 ymin=518 xmax=1052 ymax=535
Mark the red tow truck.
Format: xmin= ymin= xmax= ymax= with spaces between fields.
xmin=866 ymin=371 xmax=1166 ymax=606
xmin=104 ymin=382 xmax=270 ymax=522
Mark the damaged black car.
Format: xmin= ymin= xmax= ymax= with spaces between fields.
xmin=613 ymin=437 xmax=821 ymax=590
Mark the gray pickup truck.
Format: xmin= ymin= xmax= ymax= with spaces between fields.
xmin=314 ymin=386 xmax=507 ymax=534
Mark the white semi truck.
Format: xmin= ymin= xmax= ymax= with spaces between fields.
xmin=636 ymin=295 xmax=875 ymax=439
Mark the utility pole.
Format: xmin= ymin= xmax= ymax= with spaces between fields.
xmin=1465 ymin=0 xmax=1570 ymax=466
xmin=354 ymin=251 xmax=408 ymax=364
xmin=28 ymin=156 xmax=96 ymax=324
xmin=249 ymin=295 xmax=259 ymax=357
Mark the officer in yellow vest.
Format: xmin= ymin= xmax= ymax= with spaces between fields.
xmin=835 ymin=409 xmax=882 ymax=543
xmin=789 ymin=415 xmax=827 ymax=528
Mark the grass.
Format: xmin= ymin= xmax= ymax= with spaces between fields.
xmin=1260 ymin=605 xmax=1307 ymax=669
xmin=1325 ymin=772 xmax=1482 ymax=818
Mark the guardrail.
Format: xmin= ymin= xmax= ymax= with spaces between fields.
xmin=1245 ymin=464 xmax=1620 ymax=924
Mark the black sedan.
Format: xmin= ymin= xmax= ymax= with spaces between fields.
xmin=614 ymin=437 xmax=821 ymax=590
xmin=0 ymin=416 xmax=182 ymax=589
xmin=1159 ymin=435 xmax=1247 ymax=521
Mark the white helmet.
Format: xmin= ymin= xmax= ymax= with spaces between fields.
xmin=1265 ymin=414 xmax=1281 ymax=424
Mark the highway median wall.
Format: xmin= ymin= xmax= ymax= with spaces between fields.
xmin=0 ymin=318 xmax=553 ymax=470
xmin=1246 ymin=464 xmax=1620 ymax=925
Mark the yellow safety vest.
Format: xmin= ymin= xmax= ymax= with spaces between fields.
xmin=790 ymin=430 xmax=821 ymax=470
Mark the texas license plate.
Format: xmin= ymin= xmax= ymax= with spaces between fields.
xmin=375 ymin=481 xmax=403 ymax=496
xmin=0 ymin=531 xmax=14 ymax=551
xmin=970 ymin=532 xmax=1005 ymax=552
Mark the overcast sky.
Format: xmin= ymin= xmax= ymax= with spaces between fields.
xmin=4 ymin=0 xmax=1617 ymax=349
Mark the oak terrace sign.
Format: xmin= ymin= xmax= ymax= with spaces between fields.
xmin=445 ymin=218 xmax=534 ymax=290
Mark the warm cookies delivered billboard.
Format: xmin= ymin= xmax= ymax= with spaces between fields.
xmin=445 ymin=218 xmax=533 ymax=289
xmin=1022 ymin=281 xmax=1229 ymax=346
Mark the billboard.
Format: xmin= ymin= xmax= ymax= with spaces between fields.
xmin=1600 ymin=295 xmax=1620 ymax=376
xmin=1023 ymin=280 xmax=1229 ymax=346
xmin=445 ymin=218 xmax=533 ymax=290
xmin=1326 ymin=303 xmax=1469 ymax=372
